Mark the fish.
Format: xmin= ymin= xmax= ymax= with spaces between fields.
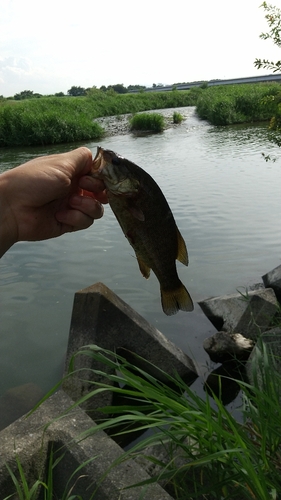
xmin=91 ymin=146 xmax=194 ymax=315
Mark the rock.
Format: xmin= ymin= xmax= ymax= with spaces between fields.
xmin=198 ymin=288 xmax=279 ymax=340
xmin=204 ymin=361 xmax=247 ymax=405
xmin=0 ymin=390 xmax=173 ymax=500
xmin=262 ymin=264 xmax=281 ymax=304
xmin=203 ymin=331 xmax=254 ymax=363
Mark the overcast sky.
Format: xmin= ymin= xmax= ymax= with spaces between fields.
xmin=1 ymin=0 xmax=280 ymax=97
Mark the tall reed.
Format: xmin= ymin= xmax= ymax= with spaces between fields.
xmin=196 ymin=83 xmax=280 ymax=125
xmin=65 ymin=340 xmax=281 ymax=500
xmin=0 ymin=90 xmax=199 ymax=147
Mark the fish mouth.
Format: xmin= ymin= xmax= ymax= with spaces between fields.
xmin=91 ymin=146 xmax=105 ymax=175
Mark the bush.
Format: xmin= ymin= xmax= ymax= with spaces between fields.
xmin=196 ymin=83 xmax=281 ymax=125
xmin=0 ymin=99 xmax=104 ymax=147
xmin=130 ymin=112 xmax=165 ymax=133
xmin=173 ymin=111 xmax=184 ymax=124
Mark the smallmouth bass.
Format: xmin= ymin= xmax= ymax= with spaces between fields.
xmin=91 ymin=147 xmax=194 ymax=315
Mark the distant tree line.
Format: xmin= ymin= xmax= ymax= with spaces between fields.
xmin=7 ymin=84 xmax=148 ymax=100
xmin=4 ymin=80 xmax=214 ymax=100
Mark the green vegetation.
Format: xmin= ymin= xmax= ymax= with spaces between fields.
xmin=130 ymin=112 xmax=165 ymax=133
xmin=4 ymin=445 xmax=88 ymax=499
xmin=173 ymin=111 xmax=184 ymax=124
xmin=196 ymin=83 xmax=280 ymax=125
xmin=4 ymin=326 xmax=281 ymax=499
xmin=2 ymin=77 xmax=281 ymax=148
xmin=65 ymin=341 xmax=281 ymax=500
xmin=254 ymin=2 xmax=281 ymax=74
xmin=0 ymin=89 xmax=198 ymax=147
xmin=254 ymin=2 xmax=281 ymax=144
xmin=0 ymin=99 xmax=104 ymax=147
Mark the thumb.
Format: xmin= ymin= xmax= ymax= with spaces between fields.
xmin=64 ymin=147 xmax=93 ymax=177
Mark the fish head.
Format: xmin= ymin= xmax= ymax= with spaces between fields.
xmin=91 ymin=147 xmax=140 ymax=196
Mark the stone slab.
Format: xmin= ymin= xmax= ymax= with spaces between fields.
xmin=0 ymin=390 xmax=173 ymax=500
xmin=198 ymin=288 xmax=278 ymax=340
xmin=63 ymin=282 xmax=198 ymax=420
xmin=262 ymin=264 xmax=281 ymax=303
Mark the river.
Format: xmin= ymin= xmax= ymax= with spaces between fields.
xmin=0 ymin=107 xmax=281 ymax=414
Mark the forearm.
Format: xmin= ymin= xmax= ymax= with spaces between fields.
xmin=0 ymin=172 xmax=17 ymax=258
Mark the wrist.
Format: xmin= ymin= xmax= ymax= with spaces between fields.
xmin=0 ymin=172 xmax=18 ymax=257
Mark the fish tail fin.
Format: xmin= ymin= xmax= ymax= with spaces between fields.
xmin=161 ymin=283 xmax=194 ymax=316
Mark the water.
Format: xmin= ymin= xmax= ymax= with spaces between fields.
xmin=0 ymin=107 xmax=281 ymax=409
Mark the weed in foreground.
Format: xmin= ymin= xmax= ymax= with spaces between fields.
xmin=65 ymin=341 xmax=281 ymax=500
xmin=5 ymin=337 xmax=281 ymax=499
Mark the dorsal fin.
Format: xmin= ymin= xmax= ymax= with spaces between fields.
xmin=176 ymin=228 xmax=188 ymax=266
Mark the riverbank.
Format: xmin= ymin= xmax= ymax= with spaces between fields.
xmin=0 ymin=90 xmax=197 ymax=147
xmin=196 ymin=82 xmax=280 ymax=125
xmin=1 ymin=82 xmax=279 ymax=147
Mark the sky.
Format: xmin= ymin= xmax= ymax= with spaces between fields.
xmin=0 ymin=0 xmax=281 ymax=97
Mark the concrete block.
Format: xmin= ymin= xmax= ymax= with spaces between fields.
xmin=262 ymin=264 xmax=281 ymax=303
xmin=0 ymin=390 xmax=173 ymax=500
xmin=246 ymin=327 xmax=281 ymax=387
xmin=198 ymin=288 xmax=278 ymax=340
xmin=63 ymin=282 xmax=198 ymax=420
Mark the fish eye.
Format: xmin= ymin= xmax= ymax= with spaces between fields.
xmin=112 ymin=157 xmax=121 ymax=166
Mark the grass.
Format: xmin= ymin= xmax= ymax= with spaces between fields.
xmin=4 ymin=443 xmax=94 ymax=500
xmin=0 ymin=89 xmax=199 ymax=147
xmin=130 ymin=112 xmax=165 ymax=133
xmin=1 ymin=83 xmax=279 ymax=147
xmin=4 ymin=335 xmax=281 ymax=499
xmin=173 ymin=111 xmax=184 ymax=124
xmin=63 ymin=340 xmax=281 ymax=500
xmin=0 ymin=100 xmax=104 ymax=147
xmin=196 ymin=82 xmax=281 ymax=125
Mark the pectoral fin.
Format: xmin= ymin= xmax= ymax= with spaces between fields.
xmin=136 ymin=254 xmax=151 ymax=279
xmin=128 ymin=207 xmax=145 ymax=221
xmin=176 ymin=228 xmax=189 ymax=266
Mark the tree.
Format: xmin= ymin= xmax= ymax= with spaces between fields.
xmin=254 ymin=2 xmax=281 ymax=72
xmin=14 ymin=90 xmax=37 ymax=100
xmin=111 ymin=84 xmax=127 ymax=94
xmin=254 ymin=2 xmax=281 ymax=142
xmin=67 ymin=86 xmax=86 ymax=97
xmin=127 ymin=84 xmax=146 ymax=92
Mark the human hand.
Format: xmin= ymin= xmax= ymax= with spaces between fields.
xmin=0 ymin=147 xmax=108 ymax=257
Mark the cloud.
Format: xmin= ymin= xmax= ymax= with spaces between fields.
xmin=0 ymin=56 xmax=51 ymax=96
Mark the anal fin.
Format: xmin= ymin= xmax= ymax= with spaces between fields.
xmin=176 ymin=228 xmax=189 ymax=266
xmin=136 ymin=255 xmax=151 ymax=279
